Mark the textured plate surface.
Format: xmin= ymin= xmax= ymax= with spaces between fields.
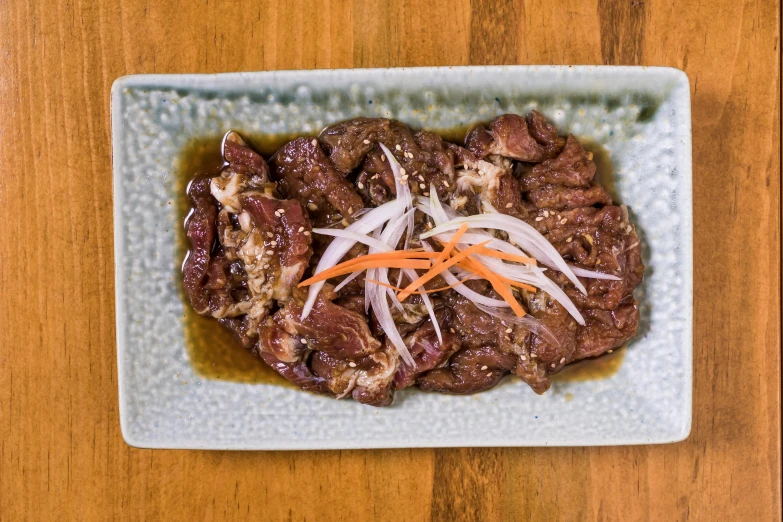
xmin=111 ymin=66 xmax=692 ymax=449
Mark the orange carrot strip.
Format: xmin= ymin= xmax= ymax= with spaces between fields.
xmin=498 ymin=278 xmax=536 ymax=293
xmin=433 ymin=223 xmax=470 ymax=265
xmin=457 ymin=257 xmax=526 ymax=317
xmin=474 ymin=246 xmax=537 ymax=265
xmin=456 ymin=259 xmax=537 ymax=293
xmin=297 ymin=251 xmax=438 ymax=286
xmin=397 ymin=241 xmax=491 ymax=302
xmin=298 ymin=260 xmax=431 ymax=287
xmin=365 ymin=275 xmax=474 ymax=295
xmin=321 ymin=250 xmax=440 ymax=272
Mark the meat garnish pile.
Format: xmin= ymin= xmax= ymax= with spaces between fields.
xmin=183 ymin=112 xmax=644 ymax=406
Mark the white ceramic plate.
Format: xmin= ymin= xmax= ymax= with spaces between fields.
xmin=111 ymin=66 xmax=692 ymax=449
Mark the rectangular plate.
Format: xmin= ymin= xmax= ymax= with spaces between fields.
xmin=112 ymin=66 xmax=692 ymax=449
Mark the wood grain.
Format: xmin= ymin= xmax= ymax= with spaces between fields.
xmin=0 ymin=0 xmax=779 ymax=520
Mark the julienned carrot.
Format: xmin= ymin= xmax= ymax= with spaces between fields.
xmin=319 ymin=250 xmax=440 ymax=272
xmin=497 ymin=278 xmax=536 ymax=293
xmin=365 ymin=275 xmax=474 ymax=295
xmin=397 ymin=241 xmax=491 ymax=302
xmin=457 ymin=258 xmax=537 ymax=293
xmin=457 ymin=256 xmax=526 ymax=317
xmin=475 ymin=247 xmax=537 ymax=265
xmin=297 ymin=251 xmax=438 ymax=288
xmin=298 ymin=259 xmax=431 ymax=287
xmin=433 ymin=223 xmax=469 ymax=265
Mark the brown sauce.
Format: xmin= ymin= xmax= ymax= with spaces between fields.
xmin=581 ymin=139 xmax=619 ymax=202
xmin=175 ymin=128 xmax=626 ymax=386
xmin=433 ymin=124 xmax=473 ymax=144
xmin=551 ymin=347 xmax=626 ymax=382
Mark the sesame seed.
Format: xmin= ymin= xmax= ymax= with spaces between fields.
xmin=270 ymin=240 xmax=278 ymax=246
xmin=266 ymin=250 xmax=274 ymax=255
xmin=481 ymin=365 xmax=488 ymax=371
xmin=521 ymin=356 xmax=527 ymax=361
xmin=505 ymin=202 xmax=513 ymax=208
xmin=274 ymin=210 xmax=281 ymax=217
xmin=557 ymin=215 xmax=561 ymax=220
xmin=551 ymin=363 xmax=556 ymax=368
xmin=363 ymin=139 xmax=370 ymax=145
xmin=298 ymin=226 xmax=304 ymax=233
xmin=486 ymin=372 xmax=493 ymax=377
xmin=504 ymin=336 xmax=511 ymax=341
xmin=304 ymin=231 xmax=311 ymax=236
xmin=535 ymin=217 xmax=544 ymax=221
xmin=543 ymin=210 xmax=550 ymax=217
xmin=301 ymin=338 xmax=308 ymax=344
xmin=308 ymin=203 xmax=318 ymax=211
xmin=560 ymin=357 xmax=566 ymax=363
xmin=400 ymin=168 xmax=406 ymax=176
xmin=348 ymin=361 xmax=357 ymax=368
xmin=531 ymin=353 xmax=537 ymax=358
xmin=449 ymin=328 xmax=455 ymax=333
xmin=341 ymin=219 xmax=350 ymax=226
xmin=348 ymin=207 xmax=353 ymax=214
xmin=395 ymin=144 xmax=401 ymax=151
xmin=560 ymin=218 xmax=567 ymax=225
xmin=278 ymin=209 xmax=285 ymax=214
xmin=505 ymin=328 xmax=512 ymax=333
xmin=262 ymin=263 xmax=270 ymax=269
xmin=423 ymin=192 xmax=430 ymax=196
xmin=443 ymin=181 xmax=450 ymax=188
xmin=357 ymin=182 xmax=364 ymax=189
xmin=566 ymin=236 xmax=572 ymax=242
xmin=626 ymin=225 xmax=633 ymax=233
xmin=400 ymin=178 xmax=408 ymax=184
xmin=584 ymin=234 xmax=594 ymax=245
xmin=608 ymin=349 xmax=613 ymax=353
xmin=311 ymin=139 xmax=317 ymax=146
xmin=381 ymin=154 xmax=386 ymax=162
xmin=419 ymin=183 xmax=426 ymax=189
xmin=267 ymin=232 xmax=274 ymax=238
xmin=372 ymin=174 xmax=379 ymax=180
xmin=596 ymin=259 xmax=601 ymax=265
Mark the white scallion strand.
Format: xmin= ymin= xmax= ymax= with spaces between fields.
xmin=302 ymin=198 xmax=405 ymax=319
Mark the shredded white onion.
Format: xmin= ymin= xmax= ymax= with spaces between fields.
xmin=434 ymin=231 xmax=534 ymax=259
xmin=420 ymin=242 xmax=509 ymax=308
xmin=378 ymin=211 xmax=413 ymax=312
xmin=421 ymin=206 xmax=587 ymax=294
xmin=569 ymin=265 xmax=621 ymax=281
xmin=377 ymin=145 xmax=442 ymax=347
xmin=333 ymin=270 xmax=362 ymax=292
xmin=382 ymin=144 xmax=415 ymax=245
xmin=302 ymin=199 xmax=405 ymax=318
xmin=419 ymin=194 xmax=588 ymax=325
xmin=368 ymin=211 xmax=415 ymax=365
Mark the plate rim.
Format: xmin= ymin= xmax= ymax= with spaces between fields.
xmin=111 ymin=65 xmax=693 ymax=450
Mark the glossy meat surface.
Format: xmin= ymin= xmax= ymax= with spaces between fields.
xmin=182 ymin=112 xmax=644 ymax=404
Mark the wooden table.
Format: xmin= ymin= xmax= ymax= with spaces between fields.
xmin=0 ymin=1 xmax=779 ymax=520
